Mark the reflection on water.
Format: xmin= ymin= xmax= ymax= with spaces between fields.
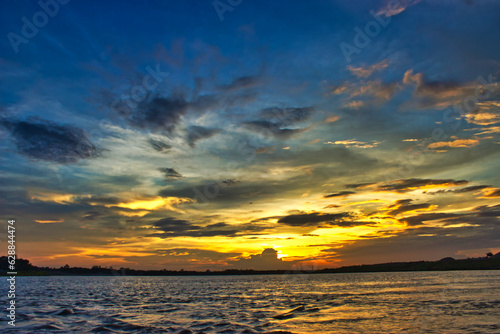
xmin=1 ymin=271 xmax=499 ymax=333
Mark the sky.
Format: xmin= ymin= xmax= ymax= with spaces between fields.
xmin=0 ymin=0 xmax=499 ymax=271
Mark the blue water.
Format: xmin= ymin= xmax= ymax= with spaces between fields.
xmin=1 ymin=271 xmax=499 ymax=333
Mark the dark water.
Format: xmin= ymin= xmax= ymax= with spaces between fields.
xmin=1 ymin=271 xmax=499 ymax=333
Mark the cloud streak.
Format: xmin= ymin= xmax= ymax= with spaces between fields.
xmin=0 ymin=118 xmax=102 ymax=164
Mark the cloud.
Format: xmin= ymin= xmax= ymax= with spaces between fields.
xmin=153 ymin=218 xmax=198 ymax=232
xmin=401 ymin=212 xmax=460 ymax=226
xmin=123 ymin=95 xmax=189 ymax=134
xmin=344 ymin=100 xmax=365 ymax=110
xmin=376 ymin=0 xmax=422 ymax=18
xmin=345 ymin=182 xmax=376 ymax=189
xmin=474 ymin=204 xmax=500 ymax=217
xmin=148 ymin=139 xmax=171 ymax=152
xmin=325 ymin=139 xmax=380 ymax=148
xmin=331 ymin=80 xmax=399 ymax=101
xmin=427 ymin=138 xmax=479 ymax=149
xmin=243 ymin=120 xmax=311 ymax=139
xmin=375 ymin=178 xmax=469 ymax=193
xmin=259 ymin=106 xmax=314 ymax=127
xmin=465 ymin=101 xmax=500 ymax=126
xmin=483 ymin=188 xmax=500 ymax=198
xmin=74 ymin=196 xmax=122 ymax=206
xmin=401 ymin=70 xmax=500 ymax=110
xmin=386 ymin=199 xmax=434 ymax=216
xmin=0 ymin=117 xmax=102 ymax=164
xmin=149 ymin=217 xmax=270 ymax=238
xmin=425 ymin=185 xmax=490 ymax=195
xmin=220 ymin=179 xmax=239 ymax=186
xmin=35 ymin=219 xmax=64 ymax=224
xmin=118 ymin=93 xmax=223 ymax=135
xmin=219 ymin=76 xmax=259 ymax=91
xmin=475 ymin=126 xmax=500 ymax=135
xmin=158 ymin=167 xmax=184 ymax=180
xmin=186 ymin=125 xmax=221 ymax=147
xmin=277 ymin=211 xmax=353 ymax=227
xmin=82 ymin=210 xmax=104 ymax=220
xmin=232 ymin=248 xmax=292 ymax=270
xmin=347 ymin=60 xmax=389 ymax=78
xmin=323 ymin=191 xmax=355 ymax=198
xmin=111 ymin=196 xmax=193 ymax=213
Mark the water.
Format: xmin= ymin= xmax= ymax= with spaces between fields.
xmin=1 ymin=271 xmax=499 ymax=333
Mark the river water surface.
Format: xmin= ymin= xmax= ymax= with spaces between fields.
xmin=1 ymin=271 xmax=499 ymax=333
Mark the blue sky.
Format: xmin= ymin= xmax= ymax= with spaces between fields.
xmin=1 ymin=0 xmax=499 ymax=270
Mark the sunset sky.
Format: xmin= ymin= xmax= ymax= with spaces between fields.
xmin=1 ymin=0 xmax=499 ymax=270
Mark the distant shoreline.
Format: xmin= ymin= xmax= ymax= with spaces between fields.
xmin=2 ymin=254 xmax=499 ymax=276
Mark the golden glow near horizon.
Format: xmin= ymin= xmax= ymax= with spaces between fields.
xmin=109 ymin=196 xmax=194 ymax=212
xmin=19 ymin=181 xmax=500 ymax=270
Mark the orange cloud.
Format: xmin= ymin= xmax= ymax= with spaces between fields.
xmin=325 ymin=139 xmax=380 ymax=148
xmin=475 ymin=126 xmax=500 ymax=135
xmin=325 ymin=115 xmax=340 ymax=123
xmin=377 ymin=0 xmax=422 ymax=17
xmin=466 ymin=101 xmax=500 ymax=126
xmin=427 ymin=139 xmax=479 ymax=149
xmin=482 ymin=188 xmax=500 ymax=198
xmin=109 ymin=196 xmax=194 ymax=213
xmin=347 ymin=60 xmax=389 ymax=78
xmin=344 ymin=100 xmax=364 ymax=109
xmin=35 ymin=219 xmax=64 ymax=224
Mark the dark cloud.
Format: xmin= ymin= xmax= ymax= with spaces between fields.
xmin=425 ymin=185 xmax=491 ymax=195
xmin=324 ymin=191 xmax=355 ymax=198
xmin=345 ymin=179 xmax=470 ymax=193
xmin=82 ymin=210 xmax=104 ymax=220
xmin=259 ymin=106 xmax=314 ymax=127
xmin=483 ymin=188 xmax=500 ymax=198
xmin=401 ymin=212 xmax=462 ymax=226
xmin=400 ymin=203 xmax=500 ymax=227
xmin=125 ymin=95 xmax=189 ymax=134
xmin=232 ymin=248 xmax=292 ymax=270
xmin=153 ymin=218 xmax=200 ymax=233
xmin=115 ymin=80 xmax=253 ymax=135
xmin=148 ymin=139 xmax=171 ymax=152
xmin=243 ymin=120 xmax=310 ymax=139
xmin=158 ymin=167 xmax=183 ymax=181
xmin=220 ymin=179 xmax=239 ymax=186
xmin=0 ymin=118 xmax=102 ymax=164
xmin=345 ymin=182 xmax=376 ymax=189
xmin=186 ymin=125 xmax=221 ymax=147
xmin=386 ymin=199 xmax=433 ymax=216
xmin=277 ymin=211 xmax=353 ymax=227
xmin=149 ymin=217 xmax=271 ymax=238
xmin=475 ymin=204 xmax=500 ymax=217
xmin=376 ymin=178 xmax=468 ymax=193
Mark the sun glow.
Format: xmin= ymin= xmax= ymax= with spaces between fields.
xmin=109 ymin=196 xmax=194 ymax=212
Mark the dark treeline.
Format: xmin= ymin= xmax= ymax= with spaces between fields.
xmin=1 ymin=253 xmax=499 ymax=276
